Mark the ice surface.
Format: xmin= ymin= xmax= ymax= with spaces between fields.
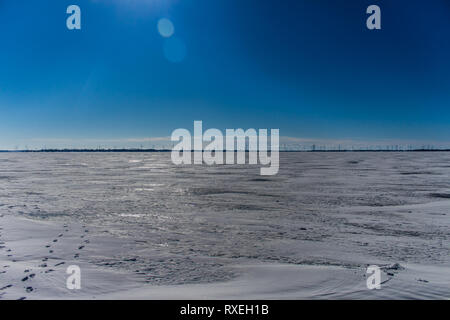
xmin=0 ymin=152 xmax=449 ymax=299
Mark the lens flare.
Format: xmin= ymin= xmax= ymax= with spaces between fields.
xmin=157 ymin=18 xmax=174 ymax=38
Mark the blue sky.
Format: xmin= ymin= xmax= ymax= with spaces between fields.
xmin=1 ymin=0 xmax=450 ymax=149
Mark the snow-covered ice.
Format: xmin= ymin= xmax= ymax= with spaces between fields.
xmin=0 ymin=152 xmax=449 ymax=299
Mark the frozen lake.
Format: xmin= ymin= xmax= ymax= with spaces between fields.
xmin=0 ymin=152 xmax=449 ymax=299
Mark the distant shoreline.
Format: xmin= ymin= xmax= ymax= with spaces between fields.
xmin=1 ymin=149 xmax=450 ymax=153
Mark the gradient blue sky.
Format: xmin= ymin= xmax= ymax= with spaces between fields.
xmin=1 ymin=0 xmax=450 ymax=149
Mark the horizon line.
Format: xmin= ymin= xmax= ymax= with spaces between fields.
xmin=2 ymin=148 xmax=450 ymax=153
